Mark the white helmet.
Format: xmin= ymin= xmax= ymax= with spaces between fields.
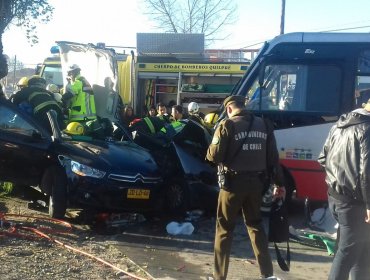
xmin=67 ymin=64 xmax=81 ymax=75
xmin=46 ymin=83 xmax=59 ymax=93
xmin=188 ymin=102 xmax=199 ymax=114
xmin=68 ymin=64 xmax=81 ymax=71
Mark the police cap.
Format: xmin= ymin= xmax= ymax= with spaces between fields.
xmin=223 ymin=95 xmax=245 ymax=108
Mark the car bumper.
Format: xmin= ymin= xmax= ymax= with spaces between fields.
xmin=68 ymin=176 xmax=164 ymax=212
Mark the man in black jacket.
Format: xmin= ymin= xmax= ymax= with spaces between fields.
xmin=318 ymin=103 xmax=370 ymax=280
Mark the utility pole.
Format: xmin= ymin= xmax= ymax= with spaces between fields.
xmin=280 ymin=0 xmax=286 ymax=35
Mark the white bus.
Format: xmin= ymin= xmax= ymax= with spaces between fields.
xmin=229 ymin=32 xmax=370 ymax=203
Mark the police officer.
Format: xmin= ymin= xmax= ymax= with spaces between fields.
xmin=63 ymin=64 xmax=97 ymax=123
xmin=206 ymin=95 xmax=285 ymax=280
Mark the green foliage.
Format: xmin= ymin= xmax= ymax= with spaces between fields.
xmin=0 ymin=0 xmax=54 ymax=45
xmin=0 ymin=181 xmax=14 ymax=195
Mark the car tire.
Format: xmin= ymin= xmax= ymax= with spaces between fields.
xmin=164 ymin=178 xmax=190 ymax=215
xmin=42 ymin=166 xmax=67 ymax=219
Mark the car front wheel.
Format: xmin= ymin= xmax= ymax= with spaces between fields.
xmin=41 ymin=166 xmax=67 ymax=219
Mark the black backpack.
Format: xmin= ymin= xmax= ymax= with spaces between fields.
xmin=269 ymin=198 xmax=290 ymax=272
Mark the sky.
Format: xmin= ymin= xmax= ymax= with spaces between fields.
xmin=4 ymin=0 xmax=370 ymax=68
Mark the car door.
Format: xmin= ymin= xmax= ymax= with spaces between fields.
xmin=0 ymin=101 xmax=52 ymax=185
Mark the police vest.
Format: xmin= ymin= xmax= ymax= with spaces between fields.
xmin=69 ymin=75 xmax=97 ymax=121
xmin=28 ymin=90 xmax=60 ymax=115
xmin=226 ymin=115 xmax=268 ymax=172
xmin=160 ymin=120 xmax=185 ymax=135
xmin=143 ymin=117 xmax=156 ymax=134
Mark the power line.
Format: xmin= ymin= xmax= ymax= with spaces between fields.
xmin=241 ymin=41 xmax=266 ymax=49
xmin=320 ymin=25 xmax=370 ymax=33
xmin=241 ymin=25 xmax=370 ymax=49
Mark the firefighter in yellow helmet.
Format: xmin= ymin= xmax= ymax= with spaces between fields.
xmin=204 ymin=112 xmax=219 ymax=130
xmin=63 ymin=122 xmax=85 ymax=135
xmin=17 ymin=76 xmax=29 ymax=90
xmin=62 ymin=64 xmax=97 ymax=123
xmin=12 ymin=76 xmax=65 ymax=132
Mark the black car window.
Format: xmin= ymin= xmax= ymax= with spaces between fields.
xmin=0 ymin=105 xmax=40 ymax=137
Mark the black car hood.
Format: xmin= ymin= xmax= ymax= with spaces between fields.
xmin=55 ymin=139 xmax=160 ymax=177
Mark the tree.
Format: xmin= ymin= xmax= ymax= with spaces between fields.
xmin=0 ymin=0 xmax=54 ymax=79
xmin=8 ymin=56 xmax=24 ymax=71
xmin=142 ymin=0 xmax=237 ymax=44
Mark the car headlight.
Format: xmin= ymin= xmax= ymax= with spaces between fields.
xmin=71 ymin=160 xmax=106 ymax=178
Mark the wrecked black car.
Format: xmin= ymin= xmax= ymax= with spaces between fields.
xmin=0 ymin=98 xmax=163 ymax=218
xmin=125 ymin=119 xmax=219 ymax=214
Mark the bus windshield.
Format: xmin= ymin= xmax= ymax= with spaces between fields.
xmin=246 ymin=63 xmax=341 ymax=115
xmin=41 ymin=65 xmax=63 ymax=87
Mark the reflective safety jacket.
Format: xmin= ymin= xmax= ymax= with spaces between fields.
xmin=68 ymin=75 xmax=97 ymax=122
xmin=160 ymin=120 xmax=185 ymax=135
xmin=129 ymin=116 xmax=166 ymax=135
xmin=11 ymin=86 xmax=65 ymax=131
xmin=12 ymin=86 xmax=61 ymax=114
xmin=28 ymin=90 xmax=61 ymax=115
xmin=157 ymin=114 xmax=171 ymax=123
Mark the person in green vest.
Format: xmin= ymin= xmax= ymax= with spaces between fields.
xmin=171 ymin=105 xmax=184 ymax=121
xmin=129 ymin=116 xmax=166 ymax=135
xmin=156 ymin=102 xmax=171 ymax=123
xmin=63 ymin=64 xmax=97 ymax=123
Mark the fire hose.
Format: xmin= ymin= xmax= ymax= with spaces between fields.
xmin=0 ymin=212 xmax=154 ymax=280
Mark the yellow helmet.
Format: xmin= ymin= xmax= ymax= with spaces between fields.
xmin=204 ymin=113 xmax=219 ymax=127
xmin=64 ymin=122 xmax=85 ymax=135
xmin=17 ymin=77 xmax=29 ymax=88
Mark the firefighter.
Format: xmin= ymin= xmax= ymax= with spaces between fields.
xmin=16 ymin=76 xmax=29 ymax=91
xmin=204 ymin=112 xmax=219 ymax=131
xmin=9 ymin=76 xmax=29 ymax=99
xmin=62 ymin=64 xmax=97 ymax=123
xmin=187 ymin=101 xmax=205 ymax=125
xmin=63 ymin=121 xmax=85 ymax=136
xmin=12 ymin=76 xmax=65 ymax=132
xmin=129 ymin=116 xmax=167 ymax=135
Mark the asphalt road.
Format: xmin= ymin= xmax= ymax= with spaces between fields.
xmin=110 ymin=204 xmax=333 ymax=280
xmin=3 ymin=187 xmax=333 ymax=280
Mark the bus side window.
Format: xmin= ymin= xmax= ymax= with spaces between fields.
xmin=355 ymin=50 xmax=370 ymax=108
